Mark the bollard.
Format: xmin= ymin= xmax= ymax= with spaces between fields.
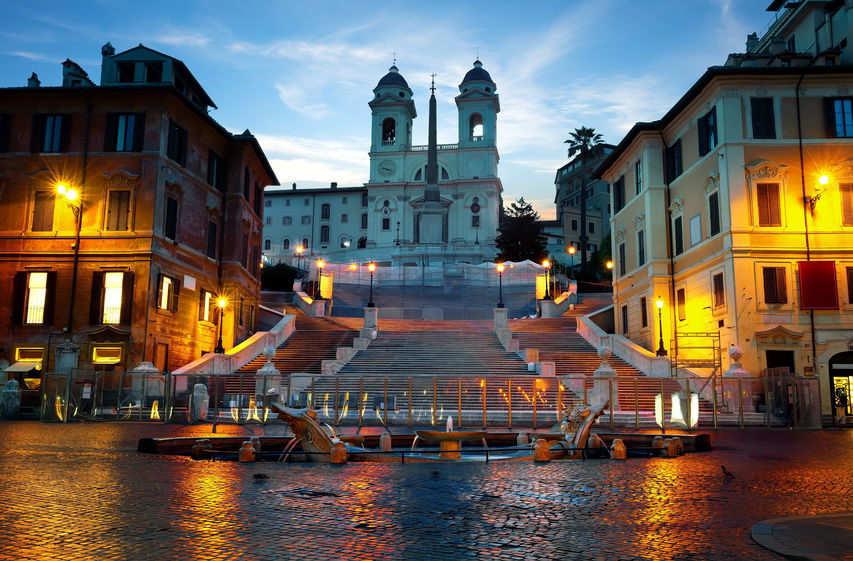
xmin=651 ymin=435 xmax=664 ymax=456
xmin=610 ymin=439 xmax=627 ymax=460
xmin=330 ymin=441 xmax=348 ymax=464
xmin=671 ymin=437 xmax=684 ymax=456
xmin=516 ymin=432 xmax=530 ymax=446
xmin=379 ymin=433 xmax=392 ymax=452
xmin=662 ymin=438 xmax=677 ymax=458
xmin=239 ymin=441 xmax=255 ymax=463
xmin=191 ymin=439 xmax=211 ymax=460
xmin=533 ymin=438 xmax=551 ymax=462
xmin=250 ymin=436 xmax=261 ymax=454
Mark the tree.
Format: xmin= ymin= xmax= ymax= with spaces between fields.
xmin=564 ymin=126 xmax=604 ymax=271
xmin=496 ymin=197 xmax=547 ymax=262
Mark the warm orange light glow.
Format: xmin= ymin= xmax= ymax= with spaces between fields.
xmin=218 ymin=298 xmax=227 ymax=309
xmin=56 ymin=183 xmax=67 ymax=195
xmin=818 ymin=174 xmax=830 ymax=185
xmin=316 ymin=259 xmax=325 ymax=269
xmin=606 ymin=261 xmax=613 ymax=270
xmin=656 ymin=299 xmax=664 ymax=309
xmin=368 ymin=262 xmax=376 ymax=273
xmin=568 ymin=246 xmax=576 ymax=255
xmin=65 ymin=188 xmax=78 ymax=201
xmin=349 ymin=263 xmax=357 ymax=271
xmin=509 ymin=263 xmax=515 ymax=269
xmin=296 ymin=245 xmax=304 ymax=255
xmin=542 ymin=259 xmax=550 ymax=269
xmin=496 ymin=263 xmax=505 ymax=273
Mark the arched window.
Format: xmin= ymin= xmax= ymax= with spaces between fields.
xmin=264 ymin=239 xmax=271 ymax=250
xmin=321 ymin=203 xmax=330 ymax=220
xmin=381 ymin=118 xmax=396 ymax=145
xmin=414 ymin=168 xmax=422 ymax=181
xmin=441 ymin=167 xmax=449 ymax=180
xmin=357 ymin=237 xmax=367 ymax=249
xmin=469 ymin=113 xmax=483 ymax=140
xmin=302 ymin=238 xmax=309 ymax=248
xmin=320 ymin=225 xmax=330 ymax=243
xmin=283 ymin=239 xmax=290 ymax=250
xmin=361 ymin=192 xmax=368 ymax=207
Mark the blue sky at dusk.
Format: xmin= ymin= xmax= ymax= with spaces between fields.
xmin=0 ymin=1 xmax=774 ymax=218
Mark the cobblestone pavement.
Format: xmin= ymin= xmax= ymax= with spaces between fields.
xmin=0 ymin=422 xmax=851 ymax=561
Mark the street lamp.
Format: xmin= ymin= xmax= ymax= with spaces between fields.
xmin=295 ymin=244 xmax=304 ymax=270
xmin=542 ymin=259 xmax=552 ymax=300
xmin=215 ymin=298 xmax=227 ymax=354
xmin=568 ymin=246 xmax=576 ymax=280
xmin=367 ymin=262 xmax=376 ymax=307
xmin=496 ymin=263 xmax=505 ymax=308
xmin=655 ymin=298 xmax=667 ymax=357
xmin=395 ymin=221 xmax=401 ymax=246
xmin=57 ymin=182 xmax=82 ymax=335
xmin=315 ymin=259 xmax=325 ymax=299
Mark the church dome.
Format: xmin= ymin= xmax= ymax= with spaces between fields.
xmin=461 ymin=60 xmax=493 ymax=85
xmin=376 ymin=64 xmax=409 ymax=88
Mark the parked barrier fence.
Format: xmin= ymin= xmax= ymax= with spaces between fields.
xmin=38 ymin=371 xmax=820 ymax=429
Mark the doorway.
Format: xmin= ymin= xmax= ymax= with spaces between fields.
xmin=766 ymin=350 xmax=796 ymax=374
xmin=829 ymin=351 xmax=853 ymax=427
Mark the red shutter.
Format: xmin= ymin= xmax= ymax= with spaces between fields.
xmin=120 ymin=272 xmax=133 ymax=325
xmin=89 ymin=272 xmax=104 ymax=324
xmin=798 ymin=261 xmax=838 ymax=309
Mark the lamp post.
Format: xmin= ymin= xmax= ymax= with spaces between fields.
xmin=315 ymin=259 xmax=324 ymax=299
xmin=367 ymin=262 xmax=376 ymax=307
xmin=395 ymin=221 xmax=400 ymax=246
xmin=496 ymin=263 xmax=505 ymax=308
xmin=542 ymin=259 xmax=552 ymax=300
xmin=57 ymin=183 xmax=83 ymax=335
xmin=215 ymin=298 xmax=227 ymax=354
xmin=295 ymin=244 xmax=304 ymax=270
xmin=568 ymin=246 xmax=576 ymax=280
xmin=655 ymin=298 xmax=667 ymax=357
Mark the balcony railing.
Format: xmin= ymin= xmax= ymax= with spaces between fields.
xmin=410 ymin=143 xmax=459 ymax=152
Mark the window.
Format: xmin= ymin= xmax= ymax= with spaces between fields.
xmin=825 ymin=98 xmax=853 ymax=137
xmin=264 ymin=200 xmax=272 ymax=208
xmin=637 ymin=230 xmax=645 ymax=266
xmin=157 ymin=274 xmax=179 ymax=311
xmin=677 ymin=288 xmax=686 ymax=321
xmin=618 ymin=243 xmax=626 ymax=276
xmin=238 ymin=298 xmax=244 ymax=327
xmin=640 ymin=297 xmax=648 ymax=328
xmin=117 ymin=62 xmax=134 ymax=82
xmin=472 ymin=215 xmax=480 ymax=228
xmin=301 ymin=215 xmax=311 ymax=225
xmin=589 ymin=222 xmax=595 ymax=234
xmin=341 ymin=214 xmax=348 ymax=224
xmin=847 ymin=267 xmax=853 ymax=304
xmin=361 ymin=213 xmax=368 ymax=229
xmin=91 ymin=271 xmax=132 ymax=325
xmin=32 ymin=114 xmax=69 ymax=153
xmin=442 ymin=167 xmax=449 ymax=180
xmin=841 ymin=184 xmax=853 ymax=226
xmin=285 ymin=199 xmax=291 ymax=207
xmin=751 ymin=98 xmax=775 ymax=139
xmin=756 ymin=183 xmax=781 ymax=226
xmin=31 ymin=190 xmax=54 ymax=232
xmin=361 ymin=193 xmax=368 ymax=207
xmin=673 ymin=216 xmax=684 ymax=255
xmin=320 ymin=226 xmax=330 ymax=243
xmin=665 ymin=139 xmax=682 ymax=182
xmin=206 ymin=220 xmax=217 ymax=259
xmin=241 ymin=234 xmax=248 ymax=269
xmin=106 ymin=191 xmax=130 ymax=231
xmin=207 ymin=150 xmax=226 ymax=192
xmin=321 ymin=203 xmax=330 ymax=220
xmin=12 ymin=271 xmax=55 ymax=325
xmin=382 ymin=218 xmax=390 ymax=231
xmin=304 ymin=198 xmax=309 ymax=206
xmin=621 ymin=305 xmax=628 ymax=334
xmin=283 ymin=239 xmax=290 ymax=250
xmin=342 ymin=196 xmax=348 ymax=204
xmin=254 ymin=183 xmax=262 ymax=216
xmin=145 ymin=61 xmax=162 ymax=82
xmin=243 ymin=167 xmax=250 ymax=200
xmin=689 ymin=214 xmax=702 ymax=246
xmin=302 ymin=238 xmax=308 ymax=248
xmin=713 ymin=272 xmax=725 ymax=309
xmin=0 ymin=113 xmax=10 ymax=152
xmin=381 ymin=118 xmax=396 ymax=144
xmin=199 ymin=290 xmax=214 ymax=322
xmin=264 ymin=239 xmax=271 ymax=250
xmin=252 ymin=246 xmax=259 ymax=277
xmin=698 ymin=107 xmax=717 ymax=157
xmin=105 ymin=113 xmax=144 ymax=152
xmin=613 ymin=176 xmax=625 ymax=212
xmin=709 ymin=192 xmax=720 ymax=236
xmin=634 ymin=161 xmax=642 ymax=195
xmin=265 ymin=217 xmax=271 ymax=225
xmin=283 ymin=216 xmax=292 ymax=225
xmin=357 ymin=237 xmax=367 ymax=249
xmin=166 ymin=120 xmax=187 ymax=166
xmin=571 ymin=219 xmax=577 ymax=231
xmin=164 ymin=196 xmax=178 ymax=240
xmin=763 ymin=267 xmax=787 ymax=304
xmin=415 ymin=168 xmax=423 ymax=181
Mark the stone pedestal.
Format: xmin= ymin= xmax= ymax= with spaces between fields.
xmin=256 ymin=348 xmax=282 ymax=398
xmin=190 ymin=383 xmax=209 ymax=423
xmin=724 ymin=346 xmax=750 ymax=377
xmin=330 ymin=441 xmax=348 ymax=464
xmin=439 ymin=440 xmax=461 ymax=460
xmin=54 ymin=339 xmax=80 ymax=375
xmin=239 ymin=441 xmax=255 ymax=462
xmin=493 ymin=307 xmax=508 ymax=332
xmin=610 ymin=439 xmax=626 ymax=460
xmin=364 ymin=306 xmax=379 ymax=329
xmin=539 ymin=299 xmax=557 ymax=318
xmin=533 ymin=438 xmax=551 ymax=462
xmin=0 ymin=379 xmax=21 ymax=419
xmin=592 ymin=346 xmax=619 ymax=410
xmin=379 ymin=433 xmax=392 ymax=452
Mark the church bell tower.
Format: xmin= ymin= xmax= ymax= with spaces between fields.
xmin=368 ymin=64 xmax=416 ymax=182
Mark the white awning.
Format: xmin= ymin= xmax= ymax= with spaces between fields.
xmin=4 ymin=361 xmax=40 ymax=373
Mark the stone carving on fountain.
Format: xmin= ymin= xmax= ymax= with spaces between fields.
xmin=0 ymin=379 xmax=22 ymax=419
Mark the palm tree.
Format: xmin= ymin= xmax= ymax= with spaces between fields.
xmin=564 ymin=126 xmax=604 ymax=271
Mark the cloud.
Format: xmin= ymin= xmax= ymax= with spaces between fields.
xmin=253 ymin=133 xmax=369 ymax=187
xmin=275 ymin=84 xmax=330 ymax=118
xmin=152 ymin=27 xmax=212 ymax=49
xmin=7 ymin=50 xmax=56 ymax=63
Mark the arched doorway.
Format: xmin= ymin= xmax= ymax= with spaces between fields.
xmin=829 ymin=351 xmax=853 ymax=426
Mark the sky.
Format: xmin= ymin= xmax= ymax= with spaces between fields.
xmin=0 ymin=1 xmax=775 ymax=219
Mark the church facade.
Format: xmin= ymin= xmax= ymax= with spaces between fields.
xmin=263 ymin=60 xmax=503 ymax=267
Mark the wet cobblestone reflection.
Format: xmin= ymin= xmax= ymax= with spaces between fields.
xmin=0 ymin=422 xmax=851 ymax=560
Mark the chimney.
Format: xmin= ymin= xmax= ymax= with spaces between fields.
xmin=292 ymin=182 xmax=296 ymax=190
xmin=100 ymin=41 xmax=115 ymax=85
xmin=330 ymin=182 xmax=338 ymax=189
xmin=27 ymin=73 xmax=40 ymax=88
xmin=746 ymin=33 xmax=758 ymax=53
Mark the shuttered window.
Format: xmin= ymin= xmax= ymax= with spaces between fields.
xmin=31 ymin=191 xmax=54 ymax=231
xmin=763 ymin=267 xmax=787 ymax=304
xmin=673 ymin=216 xmax=684 ymax=255
xmin=164 ymin=196 xmax=178 ymax=240
xmin=751 ymin=98 xmax=775 ymax=139
xmin=841 ymin=183 xmax=853 ymax=226
xmin=105 ymin=113 xmax=144 ymax=152
xmin=756 ymin=183 xmax=781 ymax=226
xmin=709 ymin=192 xmax=721 ymax=236
xmin=106 ymin=191 xmax=130 ymax=231
xmin=713 ymin=273 xmax=725 ymax=308
xmin=677 ymin=288 xmax=686 ymax=321
xmin=32 ymin=114 xmax=70 ymax=152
